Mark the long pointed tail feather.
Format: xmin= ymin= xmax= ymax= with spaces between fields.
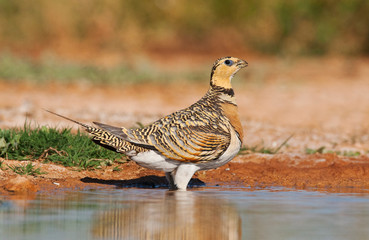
xmin=45 ymin=109 xmax=128 ymax=151
xmin=44 ymin=109 xmax=147 ymax=153
xmin=44 ymin=109 xmax=92 ymax=130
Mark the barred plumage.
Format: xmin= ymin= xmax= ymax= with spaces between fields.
xmin=48 ymin=56 xmax=248 ymax=190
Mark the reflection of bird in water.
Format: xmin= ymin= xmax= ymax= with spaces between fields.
xmin=92 ymin=191 xmax=241 ymax=240
xmin=47 ymin=57 xmax=247 ymax=190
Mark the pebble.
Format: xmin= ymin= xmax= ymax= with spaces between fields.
xmin=4 ymin=176 xmax=39 ymax=194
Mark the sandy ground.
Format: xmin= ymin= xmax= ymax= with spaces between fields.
xmin=1 ymin=56 xmax=369 ymax=195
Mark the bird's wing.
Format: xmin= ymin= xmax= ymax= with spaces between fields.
xmin=157 ymin=125 xmax=230 ymax=162
xmin=126 ymin=120 xmax=231 ymax=162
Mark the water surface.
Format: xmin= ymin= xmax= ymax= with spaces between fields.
xmin=1 ymin=187 xmax=369 ymax=240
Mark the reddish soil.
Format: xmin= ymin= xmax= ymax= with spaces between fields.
xmin=1 ymin=56 xmax=369 ymax=195
xmin=1 ymin=153 xmax=369 ymax=196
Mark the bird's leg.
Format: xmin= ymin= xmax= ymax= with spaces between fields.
xmin=165 ymin=172 xmax=176 ymax=190
xmin=172 ymin=164 xmax=199 ymax=191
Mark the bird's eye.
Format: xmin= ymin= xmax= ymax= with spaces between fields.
xmin=224 ymin=59 xmax=233 ymax=66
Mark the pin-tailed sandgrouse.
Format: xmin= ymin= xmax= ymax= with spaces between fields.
xmin=48 ymin=56 xmax=248 ymax=190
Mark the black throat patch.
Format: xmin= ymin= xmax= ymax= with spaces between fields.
xmin=210 ymin=83 xmax=235 ymax=97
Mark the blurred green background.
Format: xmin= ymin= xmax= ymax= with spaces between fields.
xmin=0 ymin=0 xmax=368 ymax=56
xmin=0 ymin=0 xmax=368 ymax=83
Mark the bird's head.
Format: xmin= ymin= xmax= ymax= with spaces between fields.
xmin=210 ymin=56 xmax=248 ymax=90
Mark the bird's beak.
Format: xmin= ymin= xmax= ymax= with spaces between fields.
xmin=236 ymin=59 xmax=248 ymax=68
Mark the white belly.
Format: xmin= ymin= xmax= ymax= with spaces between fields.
xmin=129 ymin=127 xmax=241 ymax=173
xmin=130 ymin=150 xmax=180 ymax=172
xmin=197 ymin=127 xmax=241 ymax=171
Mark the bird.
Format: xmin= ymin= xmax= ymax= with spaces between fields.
xmin=47 ymin=56 xmax=248 ymax=190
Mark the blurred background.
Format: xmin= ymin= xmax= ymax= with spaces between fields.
xmin=0 ymin=0 xmax=368 ymax=153
xmin=0 ymin=0 xmax=368 ymax=64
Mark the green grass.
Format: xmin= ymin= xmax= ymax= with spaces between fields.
xmin=305 ymin=146 xmax=362 ymax=157
xmin=305 ymin=146 xmax=326 ymax=154
xmin=7 ymin=162 xmax=45 ymax=176
xmin=113 ymin=166 xmax=121 ymax=172
xmin=240 ymin=135 xmax=293 ymax=155
xmin=0 ymin=124 xmax=123 ymax=169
